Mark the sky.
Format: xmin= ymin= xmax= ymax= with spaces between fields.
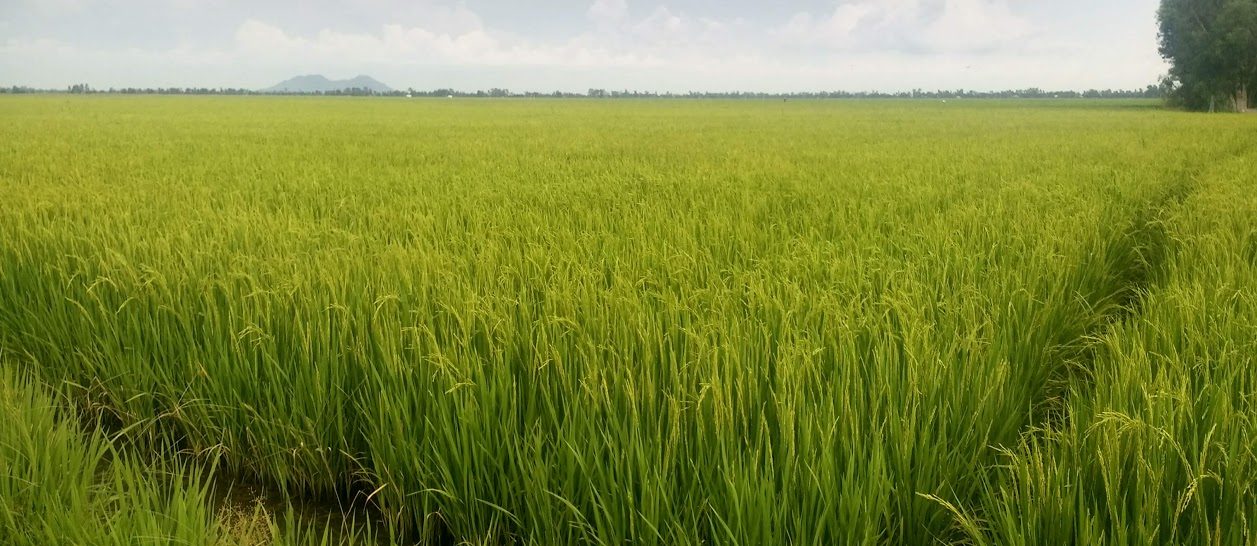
xmin=0 ymin=0 xmax=1169 ymax=92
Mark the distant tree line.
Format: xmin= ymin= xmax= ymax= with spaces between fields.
xmin=1 ymin=83 xmax=1166 ymax=100
xmin=580 ymin=87 xmax=1165 ymax=100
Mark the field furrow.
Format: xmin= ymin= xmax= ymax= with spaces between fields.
xmin=959 ymin=144 xmax=1257 ymax=546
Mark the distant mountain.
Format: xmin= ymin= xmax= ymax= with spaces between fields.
xmin=261 ymin=75 xmax=392 ymax=93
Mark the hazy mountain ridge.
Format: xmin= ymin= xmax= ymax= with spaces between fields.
xmin=262 ymin=75 xmax=392 ymax=93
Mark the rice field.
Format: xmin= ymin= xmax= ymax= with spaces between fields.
xmin=0 ymin=96 xmax=1254 ymax=545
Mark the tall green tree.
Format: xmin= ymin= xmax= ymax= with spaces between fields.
xmin=1158 ymin=0 xmax=1257 ymax=111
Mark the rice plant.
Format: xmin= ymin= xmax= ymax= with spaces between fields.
xmin=0 ymin=96 xmax=1253 ymax=544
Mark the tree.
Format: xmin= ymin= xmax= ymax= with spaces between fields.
xmin=1158 ymin=0 xmax=1257 ymax=111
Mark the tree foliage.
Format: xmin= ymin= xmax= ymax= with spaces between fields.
xmin=1158 ymin=0 xmax=1257 ymax=111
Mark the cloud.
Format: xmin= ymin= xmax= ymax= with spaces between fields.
xmin=234 ymin=19 xmax=307 ymax=53
xmin=385 ymin=1 xmax=484 ymax=36
xmin=631 ymin=7 xmax=690 ymax=44
xmin=225 ymin=17 xmax=660 ymax=70
xmin=924 ymin=0 xmax=1031 ymax=51
xmin=0 ymin=0 xmax=1167 ymax=91
xmin=775 ymin=0 xmax=1033 ymax=53
xmin=16 ymin=0 xmax=96 ymax=16
xmin=587 ymin=0 xmax=628 ymax=24
xmin=233 ymin=18 xmax=502 ymax=65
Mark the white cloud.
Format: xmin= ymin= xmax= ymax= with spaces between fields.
xmin=0 ymin=0 xmax=1167 ymax=91
xmin=632 ymin=7 xmax=689 ymax=44
xmin=775 ymin=0 xmax=1032 ymax=53
xmin=587 ymin=0 xmax=628 ymax=24
xmin=389 ymin=2 xmax=484 ymax=36
xmin=17 ymin=0 xmax=96 ymax=16
xmin=924 ymin=0 xmax=1031 ymax=51
xmin=228 ymin=18 xmax=645 ymax=68
xmin=234 ymin=19 xmax=307 ymax=53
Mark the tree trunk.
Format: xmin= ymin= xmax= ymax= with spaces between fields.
xmin=1238 ymin=84 xmax=1250 ymax=113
